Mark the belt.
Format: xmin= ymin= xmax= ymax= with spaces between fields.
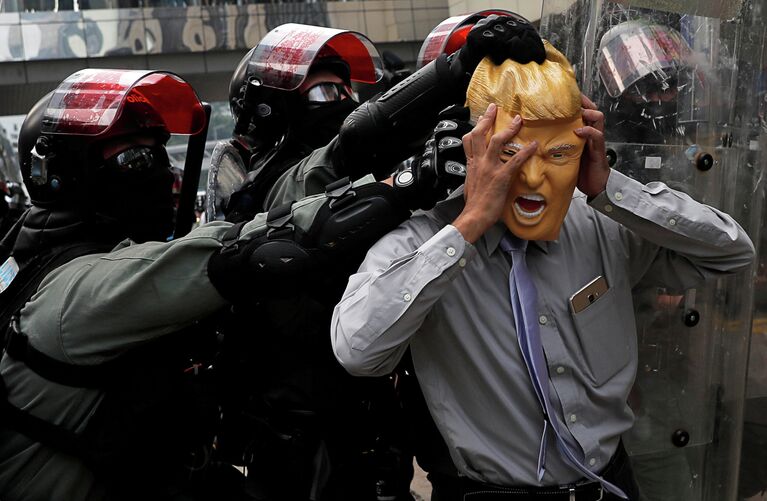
xmin=460 ymin=479 xmax=603 ymax=501
xmin=428 ymin=442 xmax=634 ymax=501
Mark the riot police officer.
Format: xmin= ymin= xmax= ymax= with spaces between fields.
xmin=597 ymin=17 xmax=694 ymax=145
xmin=0 ymin=77 xmax=413 ymax=499
xmin=0 ymin=68 xmax=215 ymax=501
xmin=208 ymin=23 xmax=381 ymax=223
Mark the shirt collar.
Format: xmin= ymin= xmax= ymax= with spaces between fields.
xmin=483 ymin=223 xmax=550 ymax=255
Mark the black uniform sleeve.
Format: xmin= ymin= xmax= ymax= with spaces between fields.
xmin=208 ymin=178 xmax=411 ymax=302
xmin=332 ymin=15 xmax=545 ymax=180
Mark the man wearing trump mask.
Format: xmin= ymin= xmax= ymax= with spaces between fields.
xmin=464 ymin=43 xmax=586 ymax=242
xmin=331 ymin=42 xmax=754 ymax=501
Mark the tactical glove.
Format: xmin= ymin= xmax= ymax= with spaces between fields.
xmin=455 ymin=14 xmax=546 ymax=76
xmin=393 ymin=106 xmax=474 ymax=210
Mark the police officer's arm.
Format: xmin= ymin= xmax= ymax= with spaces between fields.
xmin=332 ymin=16 xmax=545 ymax=182
xmin=21 ymin=223 xmax=233 ymax=364
xmin=265 ymin=111 xmax=475 ymax=212
xmin=575 ymin=98 xmax=755 ymax=288
xmin=20 ymin=177 xmax=408 ymax=364
xmin=207 ymin=176 xmax=410 ymax=301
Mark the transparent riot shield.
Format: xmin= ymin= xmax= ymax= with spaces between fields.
xmin=540 ymin=2 xmax=765 ymax=500
xmin=205 ymin=140 xmax=247 ymax=222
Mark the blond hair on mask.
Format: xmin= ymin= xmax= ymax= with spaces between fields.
xmin=466 ymin=41 xmax=581 ymax=123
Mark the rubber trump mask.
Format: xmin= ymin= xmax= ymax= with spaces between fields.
xmin=466 ymin=42 xmax=585 ymax=241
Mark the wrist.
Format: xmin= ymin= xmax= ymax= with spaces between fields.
xmin=582 ymin=168 xmax=610 ymax=198
xmin=452 ymin=211 xmax=491 ymax=244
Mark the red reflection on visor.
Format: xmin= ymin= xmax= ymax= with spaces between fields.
xmin=42 ymin=69 xmax=205 ymax=137
xmin=249 ymin=24 xmax=382 ymax=91
xmin=418 ymin=16 xmax=466 ymax=69
xmin=324 ymin=32 xmax=379 ymax=83
xmin=127 ymin=73 xmax=206 ymax=135
xmin=444 ymin=25 xmax=472 ymax=57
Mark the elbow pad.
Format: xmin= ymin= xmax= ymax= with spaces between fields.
xmin=207 ymin=177 xmax=411 ymax=303
xmin=333 ymin=54 xmax=465 ymax=180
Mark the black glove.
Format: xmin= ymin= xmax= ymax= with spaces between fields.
xmin=455 ymin=14 xmax=546 ymax=76
xmin=393 ymin=106 xmax=474 ymax=211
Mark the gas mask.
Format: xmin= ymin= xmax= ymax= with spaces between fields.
xmin=294 ymin=99 xmax=359 ymax=150
xmin=92 ymin=144 xmax=175 ymax=243
xmin=294 ymin=80 xmax=359 ymax=149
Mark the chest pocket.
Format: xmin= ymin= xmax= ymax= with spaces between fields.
xmin=570 ymin=286 xmax=633 ymax=385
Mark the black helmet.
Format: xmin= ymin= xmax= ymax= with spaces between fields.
xmin=18 ymin=91 xmax=106 ymax=207
xmin=596 ymin=19 xmax=694 ymax=142
xmin=228 ymin=47 xmax=298 ymax=141
xmin=20 ymin=69 xmax=207 ymax=214
xmin=18 ymin=90 xmax=172 ymax=208
xmin=227 ymin=23 xmax=382 ymax=139
xmin=18 ymin=91 xmax=57 ymax=206
xmin=228 ymin=46 xmax=256 ymax=127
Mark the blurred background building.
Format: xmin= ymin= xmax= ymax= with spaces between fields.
xmin=0 ymin=0 xmax=541 ymax=115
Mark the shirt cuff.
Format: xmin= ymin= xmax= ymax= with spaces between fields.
xmin=588 ymin=169 xmax=642 ymax=216
xmin=418 ymin=224 xmax=478 ymax=273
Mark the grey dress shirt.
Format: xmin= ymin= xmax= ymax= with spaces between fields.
xmin=331 ymin=169 xmax=755 ymax=487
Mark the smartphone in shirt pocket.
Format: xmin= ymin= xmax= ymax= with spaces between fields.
xmin=569 ymin=274 xmax=632 ymax=385
xmin=569 ymin=275 xmax=609 ymax=314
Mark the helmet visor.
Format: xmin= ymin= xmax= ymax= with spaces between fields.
xmin=41 ymin=69 xmax=206 ymax=137
xmin=247 ymin=23 xmax=383 ymax=91
xmin=598 ymin=22 xmax=692 ymax=98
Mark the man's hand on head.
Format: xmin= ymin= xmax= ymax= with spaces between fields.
xmin=574 ymin=94 xmax=610 ymax=198
xmin=453 ymin=103 xmax=536 ymax=244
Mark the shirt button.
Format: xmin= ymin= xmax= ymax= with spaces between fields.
xmin=556 ymin=366 xmax=565 ymax=375
xmin=604 ymin=204 xmax=613 ymax=213
xmin=570 ymin=414 xmax=577 ymax=423
xmin=589 ymin=458 xmax=596 ymax=466
xmin=614 ymin=192 xmax=623 ymax=201
xmin=446 ymin=247 xmax=456 ymax=257
xmin=458 ymin=258 xmax=467 ymax=268
xmin=403 ymin=293 xmax=412 ymax=302
xmin=538 ymin=315 xmax=547 ymax=325
xmin=669 ymin=218 xmax=677 ymax=226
